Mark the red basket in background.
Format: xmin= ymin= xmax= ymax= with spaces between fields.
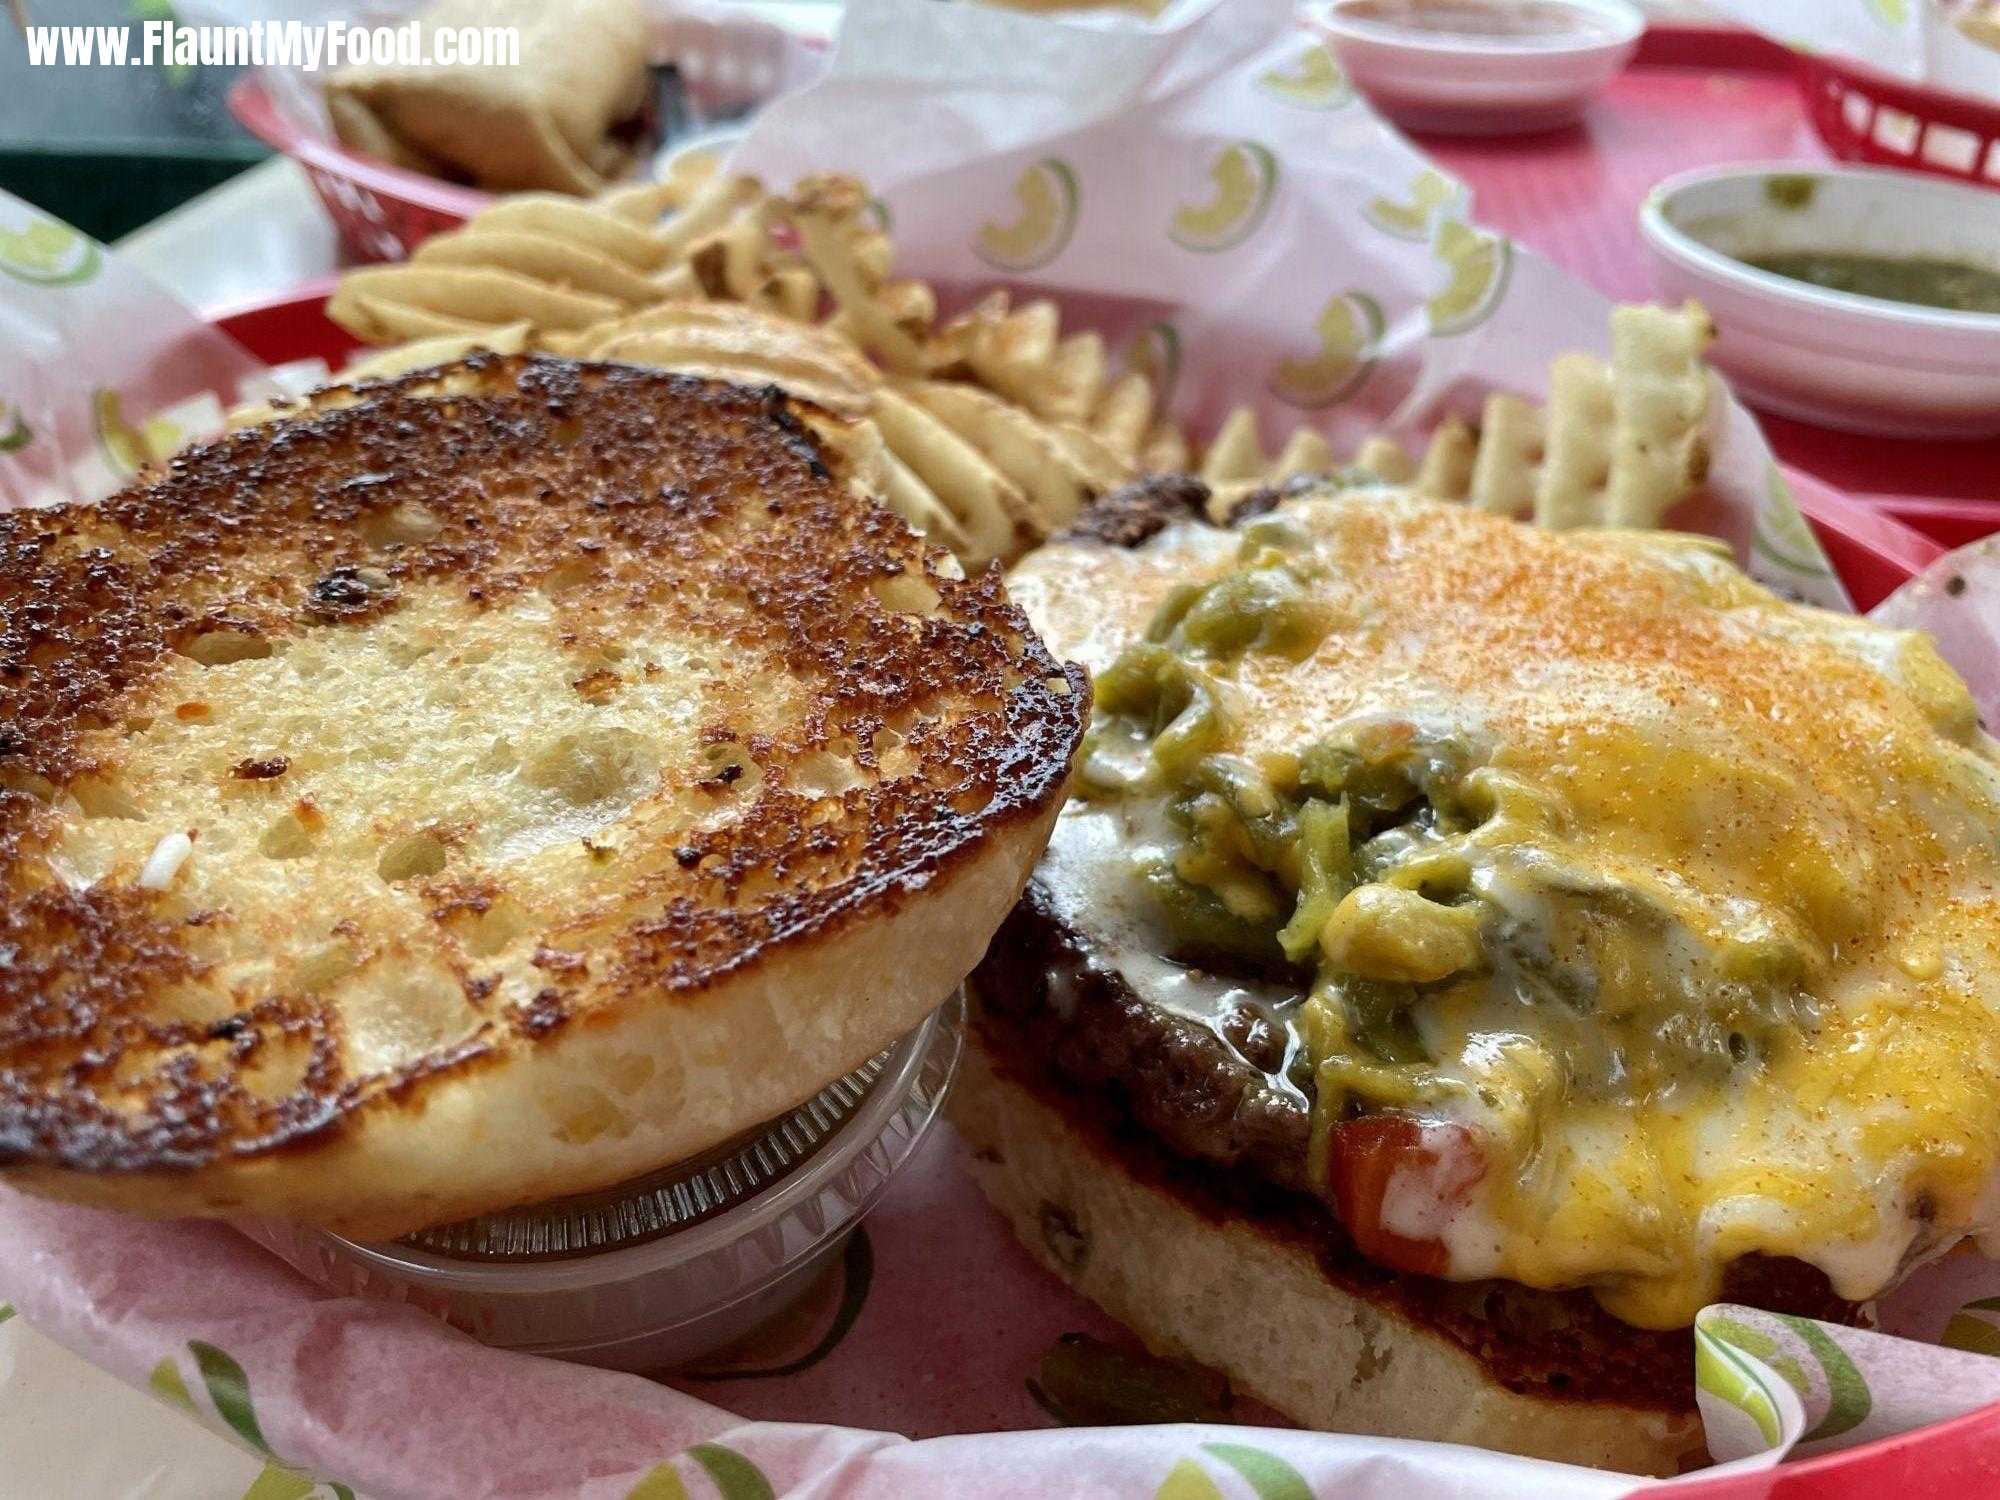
xmin=1799 ymin=52 xmax=2000 ymax=187
xmin=225 ymin=13 xmax=827 ymax=265
xmin=228 ymin=75 xmax=489 ymax=263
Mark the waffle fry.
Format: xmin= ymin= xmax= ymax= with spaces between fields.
xmin=1465 ymin=393 xmax=1543 ymax=517
xmin=322 ymin=163 xmax=1713 ymax=572
xmin=841 ymin=416 xmax=976 ymax=561
xmin=826 ymin=279 xmax=936 ymax=352
xmin=327 ymin=173 xmax=759 ymax=347
xmin=686 ymin=209 xmax=800 ymax=315
xmin=1353 ymin=435 xmax=1416 ymax=485
xmin=1268 ymin=431 xmax=1336 ymax=497
xmin=341 ymin=322 xmax=533 ymax=384
xmin=872 ymin=388 xmax=1032 ymax=568
xmin=473 ymin=195 xmax=676 ymax=271
xmin=1039 ymin=335 xmax=1108 ymax=428
xmin=1140 ymin=420 xmax=1192 ymax=475
xmin=597 ymin=151 xmax=714 ymax=224
xmin=1604 ymin=301 xmax=1714 ymax=527
xmin=339 ymin=291 xmax=499 ymax=342
xmin=903 ymin=381 xmax=1081 ymax=537
xmin=947 ymin=298 xmax=1059 ymax=410
xmin=597 ymin=178 xmax=692 ymax=224
xmin=653 ymin=173 xmax=766 ymax=259
xmin=1201 ymin=407 xmax=1268 ymax=487
xmin=1414 ymin=416 xmax=1476 ymax=501
xmin=847 ymin=228 xmax=896 ymax=288
xmin=1196 ymin=425 xmax=1335 ymax=522
xmin=553 ymin=296 xmax=1124 ymax=561
xmin=1051 ymin=423 xmax=1129 ymax=496
xmin=1089 ymin=372 xmax=1155 ymax=462
xmin=904 ymin=379 xmax=1129 ymax=540
xmin=412 ymin=229 xmax=670 ymax=305
xmin=1203 ymin=302 xmax=1714 ymax=534
xmin=328 ymin=265 xmax=621 ymax=341
xmin=1535 ymin=352 xmax=1617 ymax=529
xmin=323 ymin=165 xmax=1170 ymax=568
xmin=564 ymin=302 xmax=882 ymax=417
xmin=325 ymin=170 xmax=1179 ymax=564
xmin=780 ymin=176 xmax=932 ymax=375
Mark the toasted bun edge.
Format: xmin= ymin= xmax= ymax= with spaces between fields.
xmin=949 ymin=1024 xmax=1704 ymax=1479
xmin=9 ymin=794 xmax=1065 ymax=1239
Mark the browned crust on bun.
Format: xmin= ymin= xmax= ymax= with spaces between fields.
xmin=0 ymin=355 xmax=1084 ymax=1235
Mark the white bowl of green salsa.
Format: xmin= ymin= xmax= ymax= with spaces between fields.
xmin=1641 ymin=163 xmax=2000 ymax=439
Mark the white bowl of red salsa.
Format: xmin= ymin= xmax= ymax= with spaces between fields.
xmin=1308 ymin=0 xmax=1644 ymax=135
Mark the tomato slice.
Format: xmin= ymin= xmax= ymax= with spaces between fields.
xmin=1326 ymin=1114 xmax=1486 ymax=1278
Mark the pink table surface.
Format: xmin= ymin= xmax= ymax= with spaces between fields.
xmin=1418 ymin=28 xmax=2000 ymax=518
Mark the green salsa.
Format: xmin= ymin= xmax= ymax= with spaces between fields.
xmin=1079 ymin=503 xmax=1820 ymax=1143
xmin=1762 ymin=174 xmax=1818 ymax=211
xmin=1745 ymin=251 xmax=2000 ymax=313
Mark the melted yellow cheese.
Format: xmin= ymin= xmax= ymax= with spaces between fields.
xmin=1009 ymin=490 xmax=2000 ymax=1328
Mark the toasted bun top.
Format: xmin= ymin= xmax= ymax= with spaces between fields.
xmin=0 ymin=355 xmax=1082 ymax=1232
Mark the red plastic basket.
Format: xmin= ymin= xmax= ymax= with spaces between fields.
xmin=1864 ymin=494 xmax=2000 ymax=550
xmin=226 ymin=19 xmax=828 ymax=265
xmin=227 ymin=75 xmax=490 ymax=264
xmin=1798 ymin=51 xmax=2000 ymax=187
xmin=1635 ymin=1393 xmax=2000 ymax=1500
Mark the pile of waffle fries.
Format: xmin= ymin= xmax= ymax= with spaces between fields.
xmin=316 ymin=156 xmax=1717 ymax=568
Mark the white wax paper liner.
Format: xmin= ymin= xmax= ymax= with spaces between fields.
xmin=0 ymin=197 xmax=266 ymax=510
xmin=1700 ymin=0 xmax=2000 ymax=97
xmin=1873 ymin=536 xmax=2000 ymax=718
xmin=0 ymin=1182 xmax=1646 ymax=1500
xmin=16 ymin=1153 xmax=2000 ymax=1495
xmin=6 ymin=0 xmax=2000 ymax=1492
xmin=736 ymin=0 xmax=1846 ymax=608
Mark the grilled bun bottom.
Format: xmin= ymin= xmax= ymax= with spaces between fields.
xmin=954 ymin=1014 xmax=1705 ymax=1477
